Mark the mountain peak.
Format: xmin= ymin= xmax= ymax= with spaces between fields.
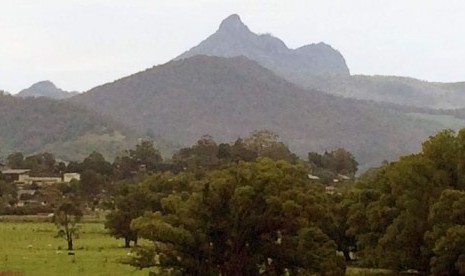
xmin=218 ymin=14 xmax=250 ymax=34
xmin=32 ymin=80 xmax=57 ymax=89
xmin=17 ymin=80 xmax=78 ymax=99
xmin=176 ymin=14 xmax=349 ymax=77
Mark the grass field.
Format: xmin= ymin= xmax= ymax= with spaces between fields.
xmin=345 ymin=267 xmax=397 ymax=276
xmin=0 ymin=220 xmax=149 ymax=276
xmin=0 ymin=217 xmax=394 ymax=275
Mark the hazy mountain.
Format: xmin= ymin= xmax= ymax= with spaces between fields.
xmin=72 ymin=55 xmax=456 ymax=169
xmin=17 ymin=81 xmax=79 ymax=99
xmin=0 ymin=93 xmax=137 ymax=161
xmin=298 ymin=75 xmax=465 ymax=109
xmin=176 ymin=14 xmax=349 ymax=78
xmin=176 ymin=14 xmax=465 ymax=109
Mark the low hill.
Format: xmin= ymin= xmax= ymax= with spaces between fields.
xmin=17 ymin=81 xmax=79 ymax=100
xmin=0 ymin=93 xmax=138 ymax=161
xmin=71 ymin=55 xmax=457 ymax=169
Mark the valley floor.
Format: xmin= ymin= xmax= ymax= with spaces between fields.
xmin=0 ymin=216 xmax=394 ymax=276
xmin=0 ymin=218 xmax=149 ymax=276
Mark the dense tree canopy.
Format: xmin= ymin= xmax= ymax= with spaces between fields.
xmin=81 ymin=151 xmax=113 ymax=176
xmin=0 ymin=180 xmax=17 ymax=211
xmin=113 ymin=140 xmax=163 ymax=180
xmin=8 ymin=126 xmax=465 ymax=275
xmin=347 ymin=129 xmax=465 ymax=273
xmin=128 ymin=158 xmax=345 ymax=275
xmin=172 ymin=130 xmax=297 ymax=175
xmin=105 ymin=171 xmax=195 ymax=248
xmin=308 ymin=148 xmax=358 ymax=184
xmin=7 ymin=152 xmax=60 ymax=176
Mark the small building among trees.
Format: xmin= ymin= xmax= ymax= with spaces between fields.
xmin=1 ymin=169 xmax=31 ymax=182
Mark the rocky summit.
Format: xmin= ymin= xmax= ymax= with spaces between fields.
xmin=176 ymin=14 xmax=350 ymax=79
xmin=176 ymin=14 xmax=465 ymax=109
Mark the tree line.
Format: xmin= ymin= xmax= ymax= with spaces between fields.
xmin=4 ymin=128 xmax=465 ymax=274
xmin=104 ymin=129 xmax=465 ymax=275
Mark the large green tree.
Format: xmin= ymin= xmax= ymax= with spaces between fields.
xmin=0 ymin=180 xmax=17 ymax=212
xmin=7 ymin=152 xmax=58 ymax=175
xmin=427 ymin=189 xmax=465 ymax=275
xmin=6 ymin=152 xmax=25 ymax=169
xmin=128 ymin=158 xmax=345 ymax=275
xmin=129 ymin=140 xmax=163 ymax=171
xmin=81 ymin=151 xmax=113 ymax=176
xmin=105 ymin=184 xmax=145 ymax=248
xmin=24 ymin=152 xmax=57 ymax=175
xmin=325 ymin=189 xmax=356 ymax=262
xmin=172 ymin=135 xmax=220 ymax=172
xmin=79 ymin=169 xmax=106 ymax=197
xmin=105 ymin=172 xmax=195 ymax=248
xmin=347 ymin=154 xmax=442 ymax=270
xmin=243 ymin=129 xmax=297 ymax=163
xmin=346 ymin=129 xmax=465 ymax=273
xmin=113 ymin=140 xmax=163 ymax=179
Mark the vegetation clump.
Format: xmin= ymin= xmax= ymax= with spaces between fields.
xmin=3 ymin=128 xmax=465 ymax=275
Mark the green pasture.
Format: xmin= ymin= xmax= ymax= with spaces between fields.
xmin=345 ymin=267 xmax=397 ymax=276
xmin=0 ymin=220 xmax=149 ymax=276
xmin=0 ymin=218 xmax=393 ymax=276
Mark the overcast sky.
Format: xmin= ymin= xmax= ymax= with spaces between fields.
xmin=1 ymin=0 xmax=465 ymax=93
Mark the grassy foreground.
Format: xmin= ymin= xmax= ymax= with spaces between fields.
xmin=0 ymin=220 xmax=149 ymax=276
xmin=0 ymin=218 xmax=394 ymax=275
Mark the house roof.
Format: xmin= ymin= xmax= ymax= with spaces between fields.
xmin=1 ymin=169 xmax=31 ymax=175
xmin=338 ymin=174 xmax=351 ymax=180
xmin=307 ymin=174 xmax=320 ymax=180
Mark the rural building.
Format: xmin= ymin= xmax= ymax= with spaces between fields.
xmin=307 ymin=174 xmax=320 ymax=180
xmin=21 ymin=176 xmax=63 ymax=186
xmin=18 ymin=189 xmax=36 ymax=198
xmin=63 ymin=173 xmax=80 ymax=182
xmin=1 ymin=169 xmax=80 ymax=186
xmin=338 ymin=174 xmax=351 ymax=180
xmin=1 ymin=169 xmax=31 ymax=182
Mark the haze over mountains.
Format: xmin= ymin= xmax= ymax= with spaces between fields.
xmin=16 ymin=81 xmax=79 ymax=100
xmin=177 ymin=14 xmax=465 ymax=109
xmin=0 ymin=92 xmax=137 ymax=161
xmin=3 ymin=14 xmax=465 ymax=170
xmin=72 ymin=55 xmax=459 ymax=169
xmin=306 ymin=75 xmax=465 ymax=109
xmin=176 ymin=14 xmax=350 ymax=78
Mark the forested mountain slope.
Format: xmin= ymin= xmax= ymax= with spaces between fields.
xmin=72 ymin=55 xmax=453 ymax=169
xmin=301 ymin=75 xmax=465 ymax=109
xmin=0 ymin=93 xmax=135 ymax=161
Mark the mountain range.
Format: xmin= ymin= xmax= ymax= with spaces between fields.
xmin=3 ymin=14 xmax=465 ymax=170
xmin=71 ymin=55 xmax=459 ymax=169
xmin=177 ymin=14 xmax=465 ymax=109
xmin=300 ymin=75 xmax=465 ymax=109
